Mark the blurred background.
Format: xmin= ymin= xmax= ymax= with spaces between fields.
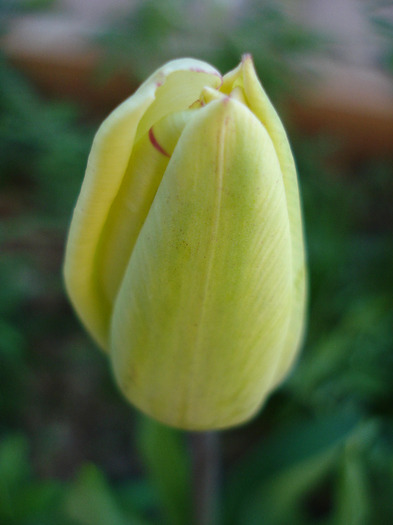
xmin=1 ymin=0 xmax=392 ymax=524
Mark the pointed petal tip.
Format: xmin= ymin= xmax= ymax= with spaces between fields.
xmin=241 ymin=53 xmax=258 ymax=76
xmin=242 ymin=53 xmax=253 ymax=63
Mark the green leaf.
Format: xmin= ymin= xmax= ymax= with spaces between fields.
xmin=224 ymin=411 xmax=360 ymax=525
xmin=333 ymin=422 xmax=377 ymax=525
xmin=65 ymin=464 xmax=146 ymax=525
xmin=242 ymin=444 xmax=337 ymax=525
xmin=0 ymin=434 xmax=70 ymax=524
xmin=335 ymin=449 xmax=369 ymax=525
xmin=135 ymin=416 xmax=191 ymax=525
xmin=0 ymin=434 xmax=30 ymax=518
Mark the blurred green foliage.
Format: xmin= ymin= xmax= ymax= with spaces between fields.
xmin=1 ymin=1 xmax=393 ymax=524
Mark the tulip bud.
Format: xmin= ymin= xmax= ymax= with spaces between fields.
xmin=64 ymin=55 xmax=306 ymax=430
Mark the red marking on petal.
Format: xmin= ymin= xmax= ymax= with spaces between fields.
xmin=155 ymin=73 xmax=166 ymax=87
xmin=189 ymin=67 xmax=218 ymax=75
xmin=149 ymin=127 xmax=170 ymax=157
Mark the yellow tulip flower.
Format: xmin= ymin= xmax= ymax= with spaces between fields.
xmin=64 ymin=55 xmax=307 ymax=430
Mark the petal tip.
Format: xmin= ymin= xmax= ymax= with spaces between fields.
xmin=242 ymin=53 xmax=253 ymax=63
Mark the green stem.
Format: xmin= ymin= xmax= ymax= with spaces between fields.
xmin=190 ymin=431 xmax=220 ymax=525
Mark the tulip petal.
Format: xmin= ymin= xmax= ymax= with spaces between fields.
xmin=235 ymin=55 xmax=307 ymax=385
xmin=97 ymin=110 xmax=193 ymax=312
xmin=64 ymin=59 xmax=222 ymax=349
xmin=111 ymin=97 xmax=293 ymax=430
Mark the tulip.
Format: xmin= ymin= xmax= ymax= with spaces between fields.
xmin=64 ymin=55 xmax=306 ymax=430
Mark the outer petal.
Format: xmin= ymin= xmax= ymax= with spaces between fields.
xmin=226 ymin=55 xmax=307 ymax=385
xmin=64 ymin=59 xmax=222 ymax=350
xmin=110 ymin=97 xmax=293 ymax=430
xmin=96 ymin=110 xmax=192 ymax=322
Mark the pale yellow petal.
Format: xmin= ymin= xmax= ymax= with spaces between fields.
xmin=110 ymin=97 xmax=293 ymax=430
xmin=64 ymin=59 xmax=222 ymax=350
xmin=97 ymin=110 xmax=193 ymax=310
xmin=240 ymin=55 xmax=307 ymax=385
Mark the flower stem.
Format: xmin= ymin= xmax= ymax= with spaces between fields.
xmin=190 ymin=431 xmax=220 ymax=525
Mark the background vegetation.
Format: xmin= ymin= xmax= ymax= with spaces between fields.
xmin=1 ymin=1 xmax=392 ymax=523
